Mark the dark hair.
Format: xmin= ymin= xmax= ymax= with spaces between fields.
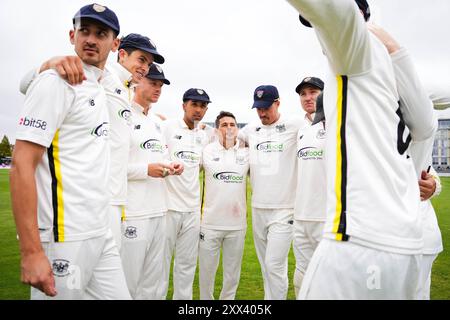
xmin=117 ymin=47 xmax=138 ymax=62
xmin=215 ymin=111 xmax=237 ymax=128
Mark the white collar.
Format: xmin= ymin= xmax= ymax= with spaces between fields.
xmin=107 ymin=61 xmax=133 ymax=89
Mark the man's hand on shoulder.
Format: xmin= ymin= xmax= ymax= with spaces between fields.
xmin=40 ymin=56 xmax=86 ymax=85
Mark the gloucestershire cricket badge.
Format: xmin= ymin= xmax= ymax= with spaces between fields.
xmin=316 ymin=129 xmax=326 ymax=139
xmin=276 ymin=124 xmax=286 ymax=133
xmin=52 ymin=259 xmax=70 ymax=277
xmin=125 ymin=226 xmax=137 ymax=239
xmin=256 ymin=90 xmax=264 ymax=99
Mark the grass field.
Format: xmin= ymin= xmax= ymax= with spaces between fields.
xmin=0 ymin=169 xmax=448 ymax=300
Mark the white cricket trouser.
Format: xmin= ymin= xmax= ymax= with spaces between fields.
xmin=120 ymin=215 xmax=166 ymax=299
xmin=299 ymin=238 xmax=422 ymax=300
xmin=292 ymin=220 xmax=325 ymax=298
xmin=109 ymin=205 xmax=124 ymax=252
xmin=252 ymin=208 xmax=294 ymax=300
xmin=161 ymin=210 xmax=200 ymax=300
xmin=199 ymin=228 xmax=246 ymax=300
xmin=31 ymin=229 xmax=131 ymax=300
xmin=418 ymin=253 xmax=438 ymax=300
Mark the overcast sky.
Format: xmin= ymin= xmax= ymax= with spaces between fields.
xmin=1 ymin=0 xmax=449 ymax=142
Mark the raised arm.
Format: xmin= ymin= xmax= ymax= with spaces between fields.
xmin=287 ymin=0 xmax=371 ymax=75
xmin=369 ymin=23 xmax=437 ymax=142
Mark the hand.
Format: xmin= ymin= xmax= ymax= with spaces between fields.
xmin=21 ymin=251 xmax=57 ymax=297
xmin=171 ymin=162 xmax=184 ymax=175
xmin=40 ymin=56 xmax=86 ymax=85
xmin=367 ymin=23 xmax=401 ymax=54
xmin=419 ymin=170 xmax=436 ymax=201
xmin=147 ymin=163 xmax=176 ymax=178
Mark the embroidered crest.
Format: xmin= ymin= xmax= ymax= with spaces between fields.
xmin=93 ymin=4 xmax=106 ymax=12
xmin=124 ymin=226 xmax=137 ymax=239
xmin=276 ymin=124 xmax=286 ymax=133
xmin=52 ymin=259 xmax=70 ymax=277
xmin=316 ymin=129 xmax=326 ymax=139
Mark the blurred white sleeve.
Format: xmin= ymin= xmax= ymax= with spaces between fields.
xmin=19 ymin=67 xmax=40 ymax=95
xmin=127 ymin=163 xmax=148 ymax=181
xmin=286 ymin=0 xmax=371 ymax=75
xmin=391 ymin=47 xmax=437 ymax=142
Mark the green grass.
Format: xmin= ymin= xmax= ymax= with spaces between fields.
xmin=430 ymin=177 xmax=450 ymax=299
xmin=0 ymin=169 xmax=448 ymax=299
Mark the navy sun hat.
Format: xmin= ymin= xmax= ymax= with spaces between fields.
xmin=252 ymin=85 xmax=279 ymax=109
xmin=146 ymin=64 xmax=170 ymax=85
xmin=299 ymin=0 xmax=370 ymax=28
xmin=73 ymin=3 xmax=120 ymax=35
xmin=183 ymin=88 xmax=211 ymax=103
xmin=119 ymin=33 xmax=165 ymax=64
xmin=295 ymin=77 xmax=324 ymax=94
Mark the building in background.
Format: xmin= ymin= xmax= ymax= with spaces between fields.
xmin=433 ymin=115 xmax=450 ymax=176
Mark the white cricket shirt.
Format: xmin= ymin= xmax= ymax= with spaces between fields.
xmin=161 ymin=119 xmax=216 ymax=212
xmin=294 ymin=121 xmax=327 ymax=221
xmin=15 ymin=64 xmax=110 ymax=242
xmin=102 ymin=62 xmax=134 ymax=206
xmin=239 ymin=114 xmax=304 ymax=209
xmin=125 ymin=102 xmax=168 ymax=219
xmin=287 ymin=0 xmax=436 ymax=254
xmin=201 ymin=141 xmax=249 ymax=230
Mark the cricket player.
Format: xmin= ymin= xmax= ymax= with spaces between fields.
xmin=160 ymin=88 xmax=216 ymax=300
xmin=295 ymin=76 xmax=324 ymax=125
xmin=199 ymin=111 xmax=249 ymax=300
xmin=292 ymin=92 xmax=326 ymax=297
xmin=10 ymin=4 xmax=130 ymax=299
xmin=369 ymin=23 xmax=443 ymax=300
xmin=19 ymin=33 xmax=164 ymax=251
xmin=287 ymin=0 xmax=436 ymax=299
xmin=239 ymin=85 xmax=304 ymax=300
xmin=122 ymin=64 xmax=183 ymax=299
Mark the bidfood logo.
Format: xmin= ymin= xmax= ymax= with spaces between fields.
xmin=140 ymin=139 xmax=163 ymax=152
xmin=297 ymin=147 xmax=324 ymax=159
xmin=118 ymin=109 xmax=131 ymax=121
xmin=256 ymin=141 xmax=284 ymax=153
xmin=19 ymin=117 xmax=47 ymax=130
xmin=213 ymin=171 xmax=244 ymax=183
xmin=175 ymin=151 xmax=200 ymax=164
xmin=91 ymin=122 xmax=109 ymax=137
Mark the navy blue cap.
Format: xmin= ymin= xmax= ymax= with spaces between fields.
xmin=295 ymin=77 xmax=324 ymax=94
xmin=146 ymin=64 xmax=170 ymax=85
xmin=73 ymin=3 xmax=120 ymax=35
xmin=299 ymin=0 xmax=370 ymax=28
xmin=183 ymin=88 xmax=211 ymax=103
xmin=252 ymin=85 xmax=279 ymax=109
xmin=119 ymin=33 xmax=165 ymax=64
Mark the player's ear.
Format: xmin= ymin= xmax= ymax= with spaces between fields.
xmin=69 ymin=30 xmax=75 ymax=45
xmin=118 ymin=49 xmax=127 ymax=63
xmin=111 ymin=37 xmax=120 ymax=53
